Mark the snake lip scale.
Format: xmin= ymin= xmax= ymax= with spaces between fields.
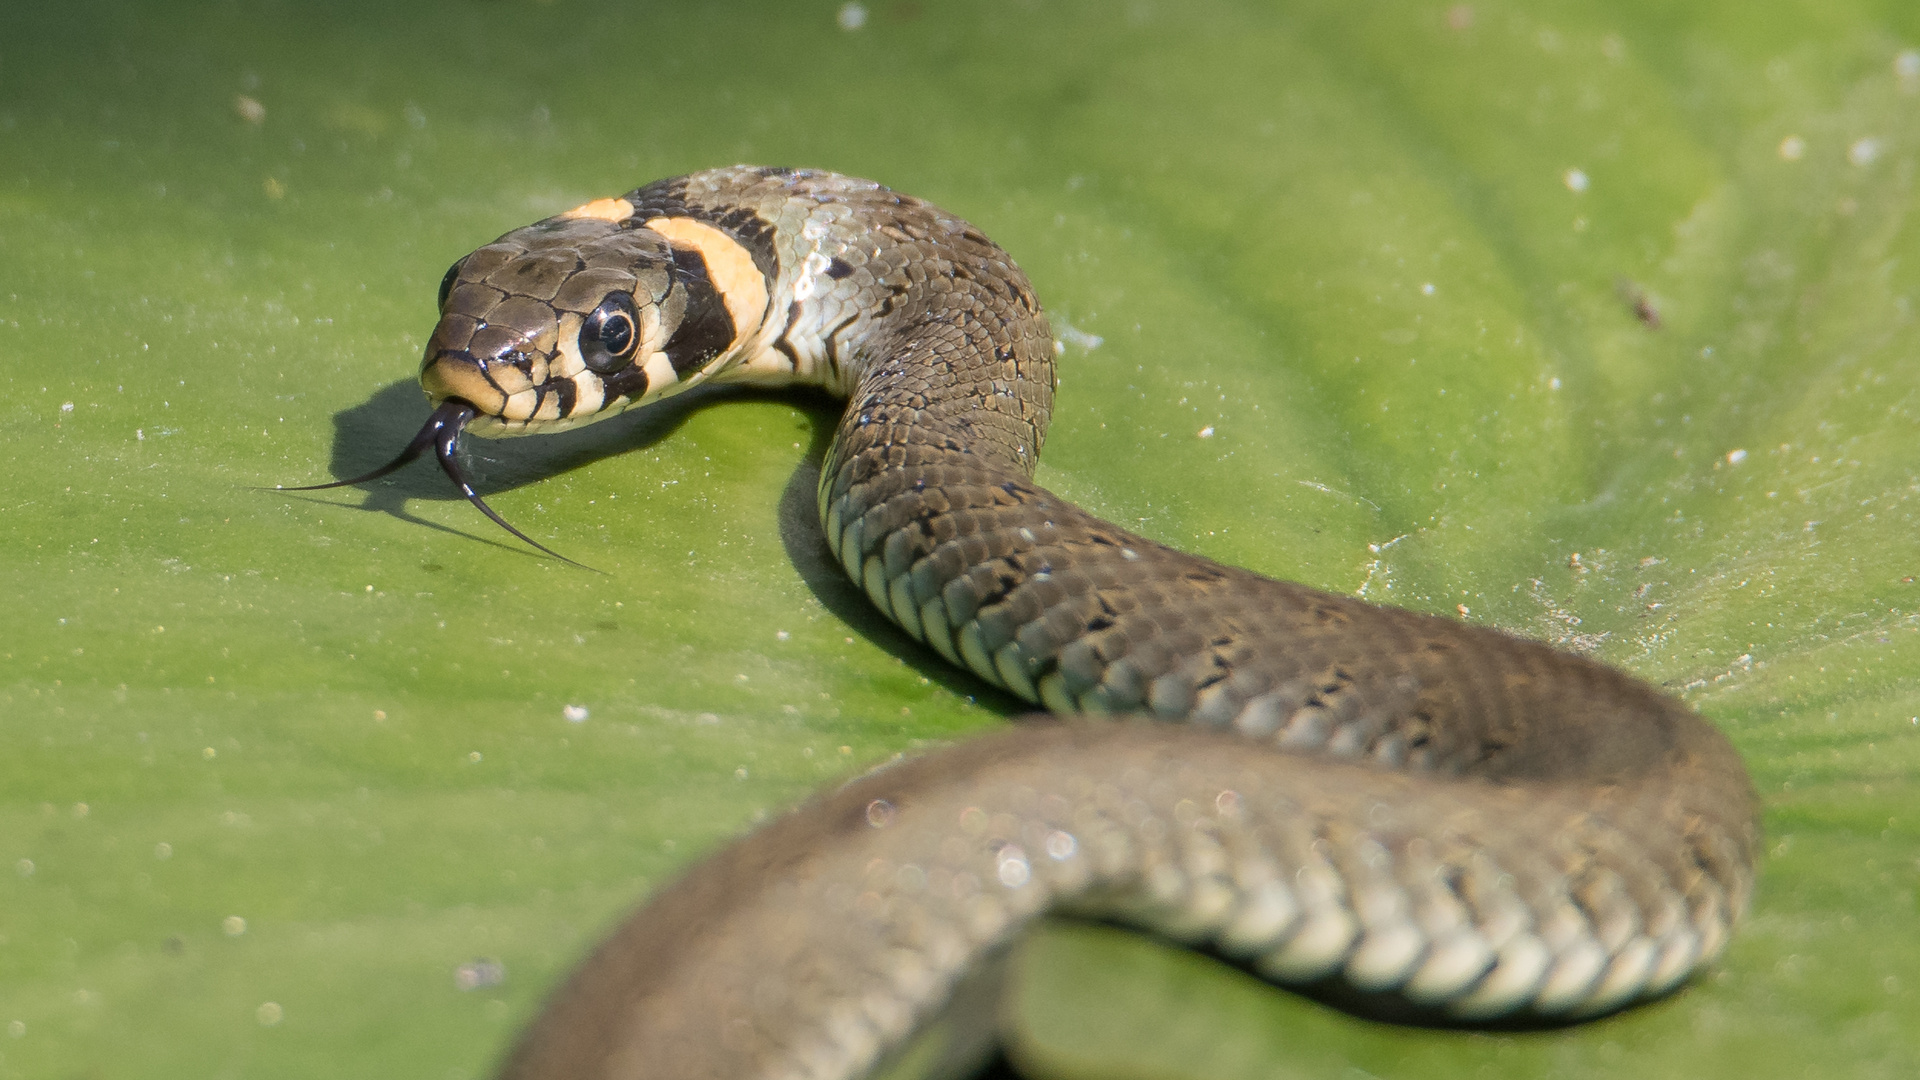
xmin=313 ymin=167 xmax=1759 ymax=1080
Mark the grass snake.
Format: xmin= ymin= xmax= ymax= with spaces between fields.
xmin=304 ymin=167 xmax=1759 ymax=1079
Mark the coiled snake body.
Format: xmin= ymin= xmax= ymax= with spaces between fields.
xmin=333 ymin=168 xmax=1758 ymax=1079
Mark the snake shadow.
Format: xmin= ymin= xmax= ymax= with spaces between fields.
xmin=285 ymin=378 xmax=1026 ymax=715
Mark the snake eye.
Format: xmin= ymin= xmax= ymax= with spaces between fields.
xmin=580 ymin=291 xmax=640 ymax=374
xmin=437 ymin=261 xmax=462 ymax=310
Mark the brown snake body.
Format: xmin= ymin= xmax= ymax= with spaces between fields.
xmin=321 ymin=167 xmax=1759 ymax=1079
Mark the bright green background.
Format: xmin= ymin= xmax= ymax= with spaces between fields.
xmin=4 ymin=1 xmax=1917 ymax=1077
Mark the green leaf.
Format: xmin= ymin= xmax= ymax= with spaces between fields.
xmin=2 ymin=1 xmax=1915 ymax=1078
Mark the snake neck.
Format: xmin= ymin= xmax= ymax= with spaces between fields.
xmin=622 ymin=167 xmax=1058 ymax=454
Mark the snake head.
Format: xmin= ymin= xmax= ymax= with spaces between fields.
xmin=285 ymin=191 xmax=778 ymax=568
xmin=423 ymin=196 xmax=771 ymax=438
xmin=423 ymin=214 xmax=673 ymax=437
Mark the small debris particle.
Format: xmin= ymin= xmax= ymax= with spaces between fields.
xmin=837 ymin=2 xmax=867 ymax=30
xmin=234 ymin=95 xmax=266 ymax=124
xmin=1779 ymin=135 xmax=1805 ymax=161
xmin=256 ymin=1002 xmax=282 ymax=1026
xmin=1563 ymin=168 xmax=1590 ymax=193
xmin=1057 ymin=322 xmax=1104 ymax=351
xmin=1616 ymin=279 xmax=1661 ymax=328
xmin=223 ymin=915 xmax=247 ymax=936
xmin=455 ymin=959 xmax=506 ymax=991
xmin=563 ymin=704 xmax=589 ymax=723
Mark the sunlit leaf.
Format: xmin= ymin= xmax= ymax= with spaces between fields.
xmin=2 ymin=2 xmax=1914 ymax=1077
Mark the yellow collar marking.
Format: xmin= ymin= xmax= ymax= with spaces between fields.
xmin=643 ymin=216 xmax=770 ymax=346
xmin=559 ymin=197 xmax=635 ymax=222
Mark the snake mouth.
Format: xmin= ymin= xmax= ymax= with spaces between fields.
xmin=277 ymin=397 xmax=591 ymax=569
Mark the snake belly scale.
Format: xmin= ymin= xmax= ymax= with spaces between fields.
xmin=361 ymin=167 xmax=1757 ymax=1079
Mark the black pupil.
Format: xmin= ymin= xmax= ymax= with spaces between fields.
xmin=601 ymin=313 xmax=633 ymax=355
xmin=581 ymin=293 xmax=639 ymax=374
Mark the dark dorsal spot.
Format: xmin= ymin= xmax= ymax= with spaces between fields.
xmin=713 ymin=206 xmax=778 ymax=277
xmin=663 ymin=246 xmax=737 ymax=373
xmin=826 ymin=257 xmax=854 ymax=279
xmin=1311 ymin=604 xmax=1349 ymax=625
xmin=770 ymin=299 xmax=803 ymax=367
xmin=823 ymin=312 xmax=858 ymax=373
